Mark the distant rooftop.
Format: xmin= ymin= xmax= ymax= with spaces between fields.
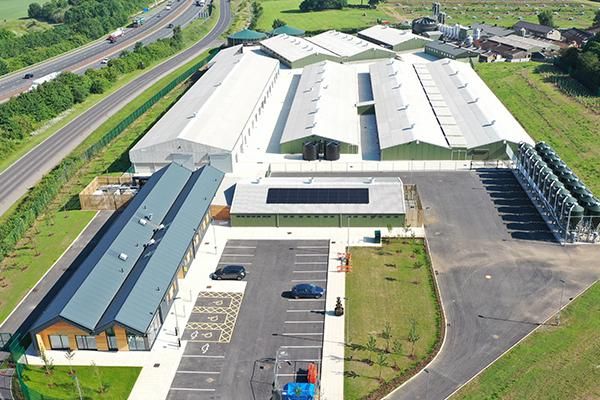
xmin=306 ymin=30 xmax=395 ymax=58
xmin=228 ymin=28 xmax=267 ymax=40
xmin=260 ymin=34 xmax=337 ymax=64
xmin=271 ymin=25 xmax=305 ymax=37
xmin=487 ymin=34 xmax=560 ymax=52
xmin=358 ymin=25 xmax=425 ymax=46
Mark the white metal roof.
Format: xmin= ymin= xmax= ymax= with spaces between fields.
xmin=306 ymin=30 xmax=395 ymax=58
xmin=488 ymin=35 xmax=560 ymax=51
xmin=231 ymin=177 xmax=406 ymax=215
xmin=280 ymin=61 xmax=359 ymax=146
xmin=260 ymin=34 xmax=337 ymax=63
xmin=359 ymin=25 xmax=427 ymax=47
xmin=422 ymin=59 xmax=533 ymax=148
xmin=131 ymin=46 xmax=279 ymax=153
xmin=370 ymin=60 xmax=449 ymax=150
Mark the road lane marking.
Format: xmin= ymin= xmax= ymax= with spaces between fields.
xmin=292 ymin=270 xmax=327 ymax=273
xmin=280 ymin=345 xmax=322 ymax=348
xmin=294 ymin=262 xmax=328 ymax=265
xmin=285 ymin=321 xmax=322 ymax=324
xmin=182 ymin=355 xmax=225 ymax=358
xmin=287 ymin=298 xmax=325 ymax=302
xmin=221 ymin=254 xmax=255 ymax=257
xmin=225 ymin=246 xmax=256 ymax=249
xmin=286 ymin=309 xmax=324 ymax=313
xmin=296 ymin=254 xmax=328 ymax=257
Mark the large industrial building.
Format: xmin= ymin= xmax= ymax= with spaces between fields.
xmin=29 ymin=164 xmax=223 ymax=352
xmin=230 ymin=177 xmax=406 ymax=227
xmin=260 ymin=34 xmax=339 ymax=68
xmin=129 ymin=45 xmax=279 ymax=174
xmin=358 ymin=25 xmax=431 ymax=51
xmin=305 ymin=30 xmax=396 ymax=62
xmin=280 ymin=61 xmax=359 ymax=154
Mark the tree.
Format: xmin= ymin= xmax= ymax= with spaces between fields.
xmin=40 ymin=348 xmax=54 ymax=375
xmin=392 ymin=339 xmax=403 ymax=356
xmin=365 ymin=334 xmax=377 ymax=363
xmin=375 ymin=352 xmax=388 ymax=380
xmin=537 ymin=10 xmax=556 ymax=28
xmin=594 ymin=8 xmax=600 ymax=27
xmin=64 ymin=349 xmax=75 ymax=376
xmin=91 ymin=361 xmax=106 ymax=394
xmin=272 ymin=18 xmax=287 ymax=29
xmin=28 ymin=3 xmax=43 ymax=19
xmin=368 ymin=0 xmax=381 ymax=7
xmin=407 ymin=319 xmax=421 ymax=358
xmin=381 ymin=321 xmax=392 ymax=353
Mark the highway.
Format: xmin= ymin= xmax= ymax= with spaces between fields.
xmin=0 ymin=0 xmax=204 ymax=101
xmin=0 ymin=0 xmax=231 ymax=217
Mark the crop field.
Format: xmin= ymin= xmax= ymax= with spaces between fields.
xmin=454 ymin=282 xmax=600 ymax=400
xmin=476 ymin=62 xmax=600 ymax=194
xmin=255 ymin=0 xmax=390 ymax=33
xmin=381 ymin=0 xmax=598 ymax=29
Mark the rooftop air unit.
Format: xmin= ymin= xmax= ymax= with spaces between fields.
xmin=118 ymin=253 xmax=128 ymax=261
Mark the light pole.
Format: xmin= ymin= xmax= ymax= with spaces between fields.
xmin=211 ymin=220 xmax=218 ymax=255
xmin=556 ymin=279 xmax=566 ymax=326
xmin=173 ymin=296 xmax=182 ymax=347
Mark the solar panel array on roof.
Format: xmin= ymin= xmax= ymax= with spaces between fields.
xmin=266 ymin=188 xmax=369 ymax=204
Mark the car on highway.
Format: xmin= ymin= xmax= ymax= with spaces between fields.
xmin=166 ymin=5 xmax=171 ymax=10
xmin=23 ymin=73 xmax=34 ymax=79
xmin=291 ymin=284 xmax=325 ymax=299
xmin=210 ymin=265 xmax=246 ymax=280
xmin=100 ymin=58 xmax=110 ymax=65
xmin=168 ymin=23 xmax=174 ymax=28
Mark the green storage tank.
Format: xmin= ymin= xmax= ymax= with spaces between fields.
xmin=583 ymin=199 xmax=600 ymax=226
xmin=535 ymin=142 xmax=550 ymax=152
xmin=563 ymin=199 xmax=584 ymax=229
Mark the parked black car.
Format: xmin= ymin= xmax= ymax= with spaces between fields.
xmin=23 ymin=73 xmax=34 ymax=79
xmin=210 ymin=265 xmax=246 ymax=280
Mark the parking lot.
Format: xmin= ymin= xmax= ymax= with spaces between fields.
xmin=168 ymin=239 xmax=330 ymax=400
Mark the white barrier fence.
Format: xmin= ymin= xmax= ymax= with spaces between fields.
xmin=268 ymin=159 xmax=514 ymax=174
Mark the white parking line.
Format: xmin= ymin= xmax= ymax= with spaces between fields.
xmin=182 ymin=355 xmax=225 ymax=358
xmin=281 ymin=333 xmax=323 ymax=336
xmin=281 ymin=358 xmax=321 ymax=362
xmin=221 ymin=254 xmax=255 ymax=257
xmin=286 ymin=309 xmax=324 ymax=313
xmin=292 ymin=270 xmax=327 ymax=273
xmin=176 ymin=371 xmax=221 ymax=374
xmin=171 ymin=388 xmax=216 ymax=392
xmin=294 ymin=261 xmax=328 ymax=265
xmin=296 ymin=254 xmax=328 ymax=257
xmin=276 ymin=373 xmax=308 ymax=377
xmin=280 ymin=345 xmax=322 ymax=349
xmin=296 ymin=246 xmax=329 ymax=249
xmin=218 ymin=261 xmax=252 ymax=265
xmin=225 ymin=246 xmax=256 ymax=249
xmin=291 ymin=279 xmax=327 ymax=282
xmin=287 ymin=298 xmax=325 ymax=302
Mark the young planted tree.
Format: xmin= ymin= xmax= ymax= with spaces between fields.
xmin=365 ymin=334 xmax=377 ymax=364
xmin=64 ymin=349 xmax=75 ymax=376
xmin=272 ymin=18 xmax=287 ymax=29
xmin=375 ymin=352 xmax=388 ymax=380
xmin=91 ymin=361 xmax=106 ymax=393
xmin=381 ymin=321 xmax=392 ymax=353
xmin=407 ymin=319 xmax=421 ymax=358
xmin=40 ymin=348 xmax=54 ymax=375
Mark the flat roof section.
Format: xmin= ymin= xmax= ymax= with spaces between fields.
xmin=231 ymin=177 xmax=406 ymax=215
xmin=488 ymin=35 xmax=560 ymax=52
xmin=369 ymin=60 xmax=449 ymax=150
xmin=306 ymin=30 xmax=396 ymax=59
xmin=260 ymin=34 xmax=337 ymax=64
xmin=359 ymin=25 xmax=426 ymax=47
xmin=280 ymin=61 xmax=359 ymax=147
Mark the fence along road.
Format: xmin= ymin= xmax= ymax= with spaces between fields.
xmin=0 ymin=0 xmax=232 ymax=218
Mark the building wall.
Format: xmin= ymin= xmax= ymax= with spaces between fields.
xmin=468 ymin=141 xmax=511 ymax=160
xmin=394 ymin=38 xmax=430 ymax=52
xmin=231 ymin=213 xmax=405 ymax=227
xmin=346 ymin=49 xmax=396 ymax=63
xmin=381 ymin=142 xmax=454 ymax=160
xmin=36 ymin=322 xmax=129 ymax=353
xmin=424 ymin=45 xmax=478 ymax=63
xmin=280 ymin=135 xmax=359 ymax=154
xmin=259 ymin=46 xmax=340 ymax=68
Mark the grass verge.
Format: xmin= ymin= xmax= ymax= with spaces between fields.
xmin=0 ymin=48 xmax=210 ymax=324
xmin=476 ymin=62 xmax=600 ymax=194
xmin=21 ymin=365 xmax=141 ymax=400
xmin=345 ymin=238 xmax=442 ymax=400
xmin=255 ymin=0 xmax=390 ymax=33
xmin=453 ymin=281 xmax=600 ymax=400
xmin=0 ymin=1 xmax=220 ymax=175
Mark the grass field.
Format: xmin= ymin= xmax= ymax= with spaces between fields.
xmin=454 ymin=282 xmax=600 ymax=400
xmin=21 ymin=365 xmax=141 ymax=399
xmin=0 ymin=0 xmax=45 ymax=21
xmin=0 ymin=46 xmax=210 ymax=324
xmin=382 ymin=0 xmax=598 ymax=29
xmin=476 ymin=62 xmax=600 ymax=194
xmin=255 ymin=0 xmax=390 ymax=32
xmin=345 ymin=239 xmax=442 ymax=399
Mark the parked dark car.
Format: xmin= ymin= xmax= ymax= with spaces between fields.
xmin=210 ymin=265 xmax=246 ymax=280
xmin=291 ymin=284 xmax=325 ymax=299
xmin=168 ymin=23 xmax=174 ymax=28
xmin=24 ymin=73 xmax=34 ymax=79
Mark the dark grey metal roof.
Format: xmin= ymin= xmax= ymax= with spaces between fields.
xmin=426 ymin=40 xmax=478 ymax=58
xmin=514 ymin=21 xmax=554 ymax=35
xmin=31 ymin=164 xmax=224 ymax=335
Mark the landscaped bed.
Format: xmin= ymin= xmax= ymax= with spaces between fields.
xmin=345 ymin=238 xmax=442 ymax=399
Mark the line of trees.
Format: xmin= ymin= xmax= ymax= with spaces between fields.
xmin=0 ymin=28 xmax=185 ymax=161
xmin=299 ymin=0 xmax=347 ymax=12
xmin=0 ymin=0 xmax=148 ymax=75
xmin=557 ymin=34 xmax=600 ymax=94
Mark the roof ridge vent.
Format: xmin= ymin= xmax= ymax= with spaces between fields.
xmin=118 ymin=253 xmax=128 ymax=261
xmin=138 ymin=218 xmax=148 ymax=226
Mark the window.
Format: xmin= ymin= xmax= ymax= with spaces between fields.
xmin=105 ymin=328 xmax=118 ymax=351
xmin=127 ymin=332 xmax=148 ymax=351
xmin=49 ymin=335 xmax=70 ymax=350
xmin=75 ymin=335 xmax=97 ymax=350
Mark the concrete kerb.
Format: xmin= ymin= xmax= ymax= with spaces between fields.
xmin=0 ymin=211 xmax=99 ymax=330
xmin=382 ymin=233 xmax=449 ymax=400
xmin=442 ymin=278 xmax=599 ymax=400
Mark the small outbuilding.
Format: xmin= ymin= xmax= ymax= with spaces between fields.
xmin=270 ymin=24 xmax=305 ymax=37
xmin=227 ymin=28 xmax=267 ymax=46
xmin=425 ymin=40 xmax=479 ymax=62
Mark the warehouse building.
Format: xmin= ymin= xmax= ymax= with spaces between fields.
xmin=306 ymin=30 xmax=396 ymax=62
xmin=513 ymin=21 xmax=562 ymax=41
xmin=485 ymin=35 xmax=560 ymax=54
xmin=230 ymin=177 xmax=406 ymax=227
xmin=30 ymin=164 xmax=224 ymax=353
xmin=369 ymin=60 xmax=452 ymax=160
xmin=129 ymin=46 xmax=279 ymax=174
xmin=425 ymin=40 xmax=479 ymax=62
xmin=280 ymin=61 xmax=359 ymax=154
xmin=358 ymin=25 xmax=431 ymax=51
xmin=260 ymin=34 xmax=339 ymax=68
xmin=368 ymin=58 xmax=533 ymax=160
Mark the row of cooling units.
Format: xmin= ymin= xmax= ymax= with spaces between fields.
xmin=302 ymin=140 xmax=341 ymax=161
xmin=516 ymin=142 xmax=600 ymax=235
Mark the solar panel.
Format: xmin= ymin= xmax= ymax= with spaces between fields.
xmin=266 ymin=188 xmax=369 ymax=204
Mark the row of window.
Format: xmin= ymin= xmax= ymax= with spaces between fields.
xmin=48 ymin=330 xmax=150 ymax=352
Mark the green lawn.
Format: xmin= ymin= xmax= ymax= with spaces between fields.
xmin=345 ymin=239 xmax=442 ymax=399
xmin=476 ymin=62 xmax=600 ymax=194
xmin=0 ymin=48 xmax=209 ymax=324
xmin=0 ymin=0 xmax=47 ymax=21
xmin=21 ymin=365 xmax=141 ymax=400
xmin=383 ymin=0 xmax=598 ymax=29
xmin=454 ymin=282 xmax=600 ymax=400
xmin=256 ymin=0 xmax=390 ymax=33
